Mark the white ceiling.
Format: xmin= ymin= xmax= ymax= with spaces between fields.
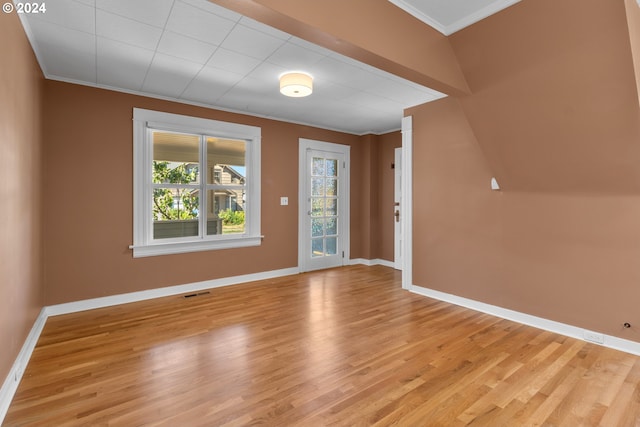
xmin=388 ymin=0 xmax=521 ymax=35
xmin=17 ymin=0 xmax=519 ymax=135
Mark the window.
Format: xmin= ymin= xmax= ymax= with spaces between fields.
xmin=132 ymin=108 xmax=261 ymax=257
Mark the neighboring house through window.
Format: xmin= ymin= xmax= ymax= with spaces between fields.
xmin=132 ymin=108 xmax=261 ymax=257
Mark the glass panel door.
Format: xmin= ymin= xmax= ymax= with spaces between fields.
xmin=303 ymin=148 xmax=346 ymax=271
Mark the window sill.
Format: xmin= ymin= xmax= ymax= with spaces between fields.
xmin=131 ymin=235 xmax=262 ymax=258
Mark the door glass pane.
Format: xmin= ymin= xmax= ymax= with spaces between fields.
xmin=312 ymin=157 xmax=325 ymax=176
xmin=326 ymin=178 xmax=337 ymax=196
xmin=153 ymin=131 xmax=200 ymax=184
xmin=326 ymin=218 xmax=337 ymax=236
xmin=152 ymin=188 xmax=200 ymax=239
xmin=311 ymin=219 xmax=324 ymax=237
xmin=326 ymin=159 xmax=337 ymax=177
xmin=306 ymin=151 xmax=343 ymax=263
xmin=311 ymin=198 xmax=324 ymax=217
xmin=311 ymin=178 xmax=324 ymax=196
xmin=326 ymin=199 xmax=337 ymax=217
xmin=326 ymin=237 xmax=337 ymax=255
xmin=206 ymin=137 xmax=246 ymax=185
xmin=311 ymin=239 xmax=324 ymax=257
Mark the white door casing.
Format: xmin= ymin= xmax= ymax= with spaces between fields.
xmin=394 ymin=147 xmax=403 ymax=270
xmin=401 ymin=116 xmax=413 ymax=290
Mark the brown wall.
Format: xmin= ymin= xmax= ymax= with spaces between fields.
xmin=375 ymin=132 xmax=402 ymax=262
xmin=450 ymin=0 xmax=640 ymax=194
xmin=0 ymin=12 xmax=44 ymax=381
xmin=625 ymin=0 xmax=640 ymax=104
xmin=350 ymin=131 xmax=401 ymax=262
xmin=409 ymin=0 xmax=640 ymax=340
xmin=42 ymin=81 xmax=383 ymax=305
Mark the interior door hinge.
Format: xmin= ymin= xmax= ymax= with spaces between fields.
xmin=342 ymin=251 xmax=344 ymax=258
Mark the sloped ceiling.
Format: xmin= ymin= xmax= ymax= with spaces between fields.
xmin=387 ymin=0 xmax=521 ymax=35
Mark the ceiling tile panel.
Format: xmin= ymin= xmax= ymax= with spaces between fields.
xmin=30 ymin=0 xmax=95 ymax=34
xmin=95 ymin=0 xmax=174 ymax=28
xmin=343 ymin=91 xmax=405 ymax=113
xmin=157 ymin=31 xmax=218 ymax=65
xmin=206 ymin=48 xmax=261 ymax=75
xmin=220 ymin=24 xmax=287 ymax=61
xmin=142 ymin=53 xmax=204 ymax=98
xmin=165 ymin=2 xmax=236 ymax=45
xmin=97 ymin=37 xmax=154 ymax=90
xmin=28 ymin=19 xmax=96 ymax=82
xmin=238 ymin=16 xmax=291 ymax=41
xmin=96 ymin=10 xmax=163 ymax=50
xmin=179 ymin=0 xmax=242 ymax=23
xmin=266 ymin=42 xmax=326 ymax=70
xmin=245 ymin=62 xmax=287 ymax=85
xmin=181 ymin=67 xmax=244 ymax=104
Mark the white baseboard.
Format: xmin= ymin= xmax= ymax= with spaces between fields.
xmin=46 ymin=267 xmax=300 ymax=316
xmin=410 ymin=285 xmax=640 ymax=356
xmin=0 ymin=308 xmax=48 ymax=424
xmin=350 ymin=258 xmax=395 ymax=268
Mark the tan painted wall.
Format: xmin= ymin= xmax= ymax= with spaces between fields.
xmin=350 ymin=131 xmax=401 ymax=263
xmin=450 ymin=0 xmax=640 ymax=194
xmin=625 ymin=0 xmax=640 ymax=105
xmin=0 ymin=12 xmax=44 ymax=381
xmin=409 ymin=0 xmax=640 ymax=340
xmin=42 ymin=81 xmax=377 ymax=305
xmin=375 ymin=132 xmax=402 ymax=262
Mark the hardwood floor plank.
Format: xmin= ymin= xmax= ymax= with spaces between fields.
xmin=4 ymin=265 xmax=640 ymax=426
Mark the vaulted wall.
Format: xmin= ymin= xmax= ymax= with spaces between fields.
xmin=409 ymin=0 xmax=640 ymax=341
xmin=450 ymin=0 xmax=640 ymax=193
xmin=625 ymin=0 xmax=640 ymax=105
xmin=409 ymin=96 xmax=640 ymax=340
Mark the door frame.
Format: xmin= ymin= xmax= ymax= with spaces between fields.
xmin=394 ymin=147 xmax=402 ymax=270
xmin=401 ymin=116 xmax=413 ymax=290
xmin=298 ymin=138 xmax=351 ymax=272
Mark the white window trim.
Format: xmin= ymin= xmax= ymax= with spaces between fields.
xmin=132 ymin=108 xmax=261 ymax=258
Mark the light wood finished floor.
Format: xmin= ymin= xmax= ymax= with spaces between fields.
xmin=5 ymin=265 xmax=640 ymax=426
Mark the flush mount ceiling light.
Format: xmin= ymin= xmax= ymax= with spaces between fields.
xmin=279 ymin=72 xmax=313 ymax=97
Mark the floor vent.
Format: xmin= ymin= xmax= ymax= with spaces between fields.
xmin=183 ymin=291 xmax=211 ymax=299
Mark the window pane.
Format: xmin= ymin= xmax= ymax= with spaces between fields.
xmin=207 ymin=189 xmax=246 ymax=235
xmin=153 ymin=131 xmax=200 ymax=184
xmin=152 ymin=188 xmax=200 ymax=239
xmin=312 ymin=157 xmax=325 ymax=176
xmin=207 ymin=137 xmax=246 ymax=185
